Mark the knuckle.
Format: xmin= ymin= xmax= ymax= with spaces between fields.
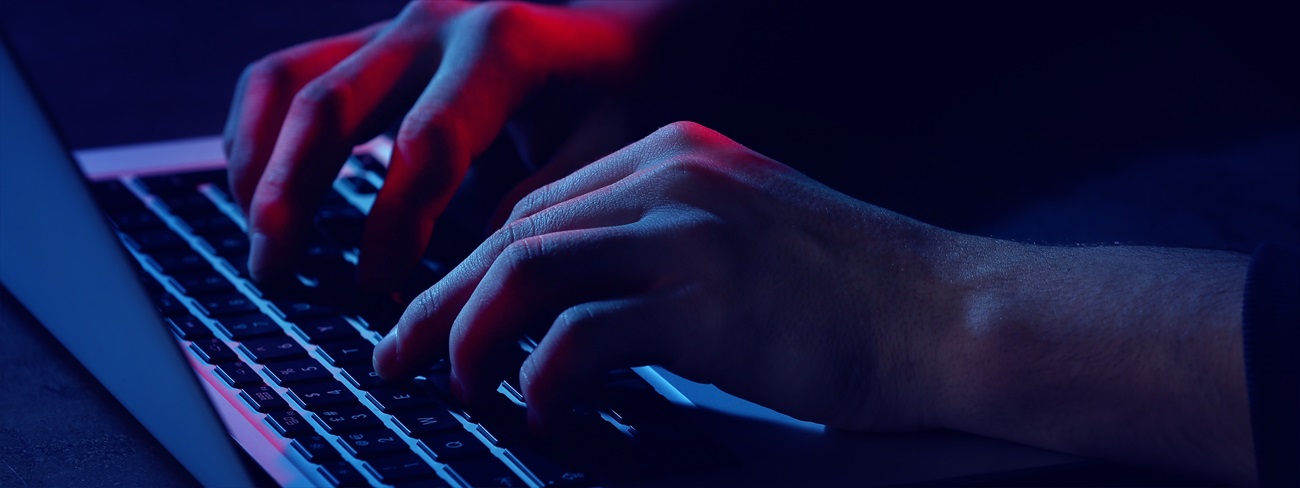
xmin=244 ymin=55 xmax=291 ymax=86
xmin=291 ymin=80 xmax=346 ymax=118
xmin=552 ymin=305 xmax=600 ymax=343
xmin=657 ymin=121 xmax=708 ymax=144
xmin=395 ymin=111 xmax=468 ymax=162
xmin=498 ymin=235 xmax=548 ymax=277
xmin=473 ymin=1 xmax=531 ymax=35
xmin=510 ymin=189 xmax=551 ymax=221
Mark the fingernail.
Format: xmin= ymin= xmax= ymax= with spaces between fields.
xmin=248 ymin=231 xmax=274 ymax=281
xmin=373 ymin=331 xmax=402 ymax=379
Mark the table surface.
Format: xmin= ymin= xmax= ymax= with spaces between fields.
xmin=1 ymin=2 xmax=1295 ymax=486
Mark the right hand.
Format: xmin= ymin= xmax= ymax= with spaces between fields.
xmin=223 ymin=0 xmax=671 ymax=291
xmin=375 ymin=121 xmax=969 ymax=434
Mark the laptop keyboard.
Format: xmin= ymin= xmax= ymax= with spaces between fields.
xmin=91 ymin=154 xmax=729 ymax=487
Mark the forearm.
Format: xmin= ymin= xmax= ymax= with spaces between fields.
xmin=934 ymin=240 xmax=1255 ymax=484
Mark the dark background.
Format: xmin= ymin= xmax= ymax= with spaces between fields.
xmin=1 ymin=1 xmax=1296 ymax=486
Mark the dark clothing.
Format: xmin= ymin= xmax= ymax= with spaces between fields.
xmin=1243 ymin=242 xmax=1300 ymax=487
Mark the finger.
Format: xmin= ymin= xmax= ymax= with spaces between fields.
xmin=520 ymin=290 xmax=693 ymax=434
xmin=223 ymin=23 xmax=384 ymax=216
xmin=448 ymin=224 xmax=674 ymax=405
xmin=496 ymin=121 xmax=708 ymax=229
xmin=357 ymin=19 xmax=539 ymax=292
xmin=373 ymin=192 xmax=644 ymax=381
xmin=245 ymin=23 xmax=440 ymax=281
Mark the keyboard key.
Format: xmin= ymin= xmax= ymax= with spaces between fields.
xmin=446 ymin=457 xmax=528 ymax=488
xmin=137 ymin=172 xmax=212 ymax=196
xmin=196 ymin=294 xmax=259 ymax=317
xmin=391 ymin=409 xmax=461 ymax=439
xmin=365 ymin=452 xmax=441 ymax=485
xmin=338 ymin=430 xmax=407 ymax=459
xmin=353 ymin=153 xmax=387 ymax=177
xmin=161 ymin=193 xmax=219 ymax=217
xmin=291 ymin=434 xmax=341 ymax=463
xmin=165 ymin=315 xmax=212 ymax=340
xmin=183 ymin=213 xmax=239 ymax=235
xmin=318 ymin=340 xmax=374 ymax=366
xmin=190 ymin=338 xmax=237 ymax=363
xmin=214 ymin=313 xmax=280 ymax=340
xmin=203 ymin=232 xmax=248 ymax=257
xmin=342 ymin=175 xmax=379 ymax=194
xmin=154 ymin=291 xmax=190 ymax=317
xmin=171 ymin=271 xmax=237 ymax=297
xmin=265 ymin=409 xmax=315 ymax=438
xmin=314 ymin=404 xmax=383 ymax=434
xmin=240 ymin=384 xmax=289 ymax=413
xmin=464 ymin=395 xmax=529 ymax=447
xmin=108 ymin=208 xmax=164 ymax=231
xmin=287 ymin=380 xmax=356 ymax=411
xmin=124 ymin=229 xmax=188 ymax=253
xmin=214 ymin=362 xmax=263 ymax=388
xmin=366 ymin=384 xmax=438 ymax=413
xmin=151 ymin=251 xmax=211 ymax=275
xmin=421 ymin=430 xmax=488 ymax=460
xmin=510 ymin=450 xmax=601 ymax=488
xmin=223 ymin=254 xmax=251 ymax=278
xmin=265 ymin=359 xmax=333 ymax=386
xmin=317 ymin=460 xmax=368 ymax=487
xmin=296 ymin=317 xmax=359 ymax=344
xmin=340 ymin=363 xmax=385 ymax=390
xmin=271 ymin=299 xmax=337 ymax=321
xmin=240 ymin=335 xmax=307 ymax=363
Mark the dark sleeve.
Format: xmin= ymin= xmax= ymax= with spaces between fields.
xmin=1241 ymin=241 xmax=1300 ymax=487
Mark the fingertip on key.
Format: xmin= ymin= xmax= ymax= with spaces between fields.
xmin=373 ymin=331 xmax=403 ymax=379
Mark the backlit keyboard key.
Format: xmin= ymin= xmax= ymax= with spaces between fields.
xmin=287 ymin=380 xmax=355 ymax=411
xmin=446 ymin=457 xmax=528 ymax=488
xmin=190 ymin=338 xmax=237 ymax=363
xmin=196 ymin=294 xmax=259 ymax=317
xmin=214 ymin=313 xmax=279 ymax=340
xmin=296 ymin=317 xmax=358 ymax=344
xmin=339 ymin=430 xmax=407 ymax=459
xmin=366 ymin=384 xmax=438 ymax=413
xmin=314 ymin=404 xmax=383 ymax=434
xmin=165 ymin=315 xmax=212 ymax=340
xmin=391 ymin=409 xmax=461 ymax=439
xmin=214 ymin=362 xmax=263 ymax=388
xmin=240 ymin=335 xmax=307 ymax=363
xmin=265 ymin=359 xmax=332 ymax=386
xmin=172 ymin=271 xmax=237 ymax=297
xmin=422 ymin=430 xmax=489 ymax=460
xmin=266 ymin=409 xmax=315 ymax=438
xmin=318 ymin=340 xmax=374 ymax=366
xmin=365 ymin=452 xmax=443 ymax=485
xmin=240 ymin=384 xmax=289 ymax=413
xmin=291 ymin=434 xmax=341 ymax=464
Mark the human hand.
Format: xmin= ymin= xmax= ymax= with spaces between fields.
xmin=223 ymin=0 xmax=672 ymax=290
xmin=373 ymin=121 xmax=974 ymax=432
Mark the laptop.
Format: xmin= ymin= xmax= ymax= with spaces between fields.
xmin=0 ymin=34 xmax=1088 ymax=487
